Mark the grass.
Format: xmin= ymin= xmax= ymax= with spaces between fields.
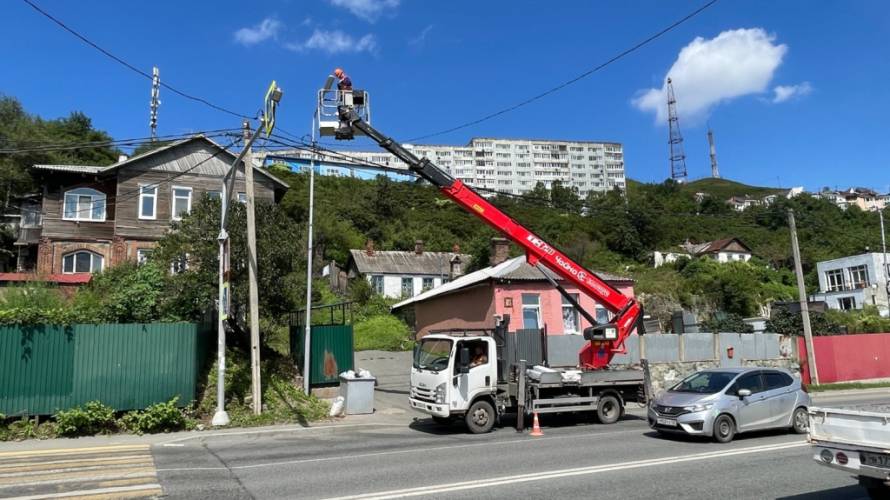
xmin=805 ymin=381 xmax=890 ymax=392
xmin=354 ymin=315 xmax=414 ymax=351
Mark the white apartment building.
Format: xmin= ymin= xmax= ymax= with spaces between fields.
xmin=811 ymin=252 xmax=890 ymax=316
xmin=258 ymin=137 xmax=626 ymax=198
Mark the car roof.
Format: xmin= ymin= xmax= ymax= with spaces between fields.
xmin=701 ymin=367 xmax=790 ymax=375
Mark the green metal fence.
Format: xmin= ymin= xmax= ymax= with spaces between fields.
xmin=291 ymin=324 xmax=354 ymax=386
xmin=0 ymin=322 xmax=212 ymax=416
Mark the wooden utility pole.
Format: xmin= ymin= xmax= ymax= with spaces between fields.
xmin=244 ymin=121 xmax=262 ymax=414
xmin=788 ymin=209 xmax=819 ymax=385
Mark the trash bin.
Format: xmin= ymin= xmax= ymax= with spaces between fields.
xmin=339 ymin=373 xmax=376 ymax=415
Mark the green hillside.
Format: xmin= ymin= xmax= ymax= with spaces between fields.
xmin=628 ymin=177 xmax=784 ymax=200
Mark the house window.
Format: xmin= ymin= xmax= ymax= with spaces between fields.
xmin=237 ymin=192 xmax=248 ymax=204
xmin=401 ymin=277 xmax=414 ymax=298
xmin=171 ymin=187 xmax=192 ymax=220
xmin=848 ymin=265 xmax=869 ymax=288
xmin=422 ymin=277 xmax=434 ymax=292
xmin=62 ymin=188 xmax=106 ymax=222
xmin=562 ymin=294 xmax=580 ymax=334
xmin=171 ymin=254 xmax=189 ymax=274
xmin=370 ymin=275 xmax=384 ymax=294
xmin=522 ymin=294 xmax=541 ymax=330
xmin=62 ymin=251 xmax=103 ymax=274
xmin=825 ymin=269 xmax=846 ymax=292
xmin=139 ymin=185 xmax=157 ymax=219
xmin=136 ymin=249 xmax=153 ymax=265
xmin=207 ymin=191 xmax=222 ymax=201
xmin=838 ymin=296 xmax=856 ymax=310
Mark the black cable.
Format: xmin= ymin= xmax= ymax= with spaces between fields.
xmin=21 ymin=0 xmax=252 ymax=120
xmin=406 ymin=0 xmax=719 ymax=142
xmin=0 ymin=130 xmax=239 ymax=154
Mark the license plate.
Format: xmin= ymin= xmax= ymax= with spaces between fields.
xmin=656 ymin=417 xmax=678 ymax=427
xmin=861 ymin=452 xmax=890 ymax=469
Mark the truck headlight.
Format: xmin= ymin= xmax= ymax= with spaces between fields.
xmin=684 ymin=403 xmax=713 ymax=412
xmin=435 ymin=382 xmax=446 ymax=404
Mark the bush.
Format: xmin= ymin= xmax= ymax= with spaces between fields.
xmin=120 ymin=397 xmax=186 ymax=434
xmin=55 ymin=401 xmax=117 ymax=436
xmin=354 ymin=315 xmax=412 ymax=351
xmin=701 ymin=313 xmax=754 ymax=333
xmin=0 ymin=282 xmax=64 ymax=310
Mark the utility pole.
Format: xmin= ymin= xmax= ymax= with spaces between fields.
xmin=788 ymin=209 xmax=819 ymax=385
xmin=303 ymin=110 xmax=318 ymax=395
xmin=149 ymin=67 xmax=160 ymax=141
xmin=244 ymin=122 xmax=262 ymax=415
xmin=880 ymin=209 xmax=889 ymax=306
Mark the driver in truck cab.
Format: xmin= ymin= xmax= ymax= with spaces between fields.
xmin=469 ymin=344 xmax=487 ymax=368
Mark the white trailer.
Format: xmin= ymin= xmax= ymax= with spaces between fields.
xmin=808 ymin=405 xmax=890 ymax=498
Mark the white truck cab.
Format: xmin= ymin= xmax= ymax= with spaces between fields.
xmin=409 ymin=334 xmax=499 ymax=432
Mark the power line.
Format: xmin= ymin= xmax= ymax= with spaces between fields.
xmin=405 ymin=0 xmax=719 ymax=142
xmin=0 ymin=129 xmax=240 ymax=154
xmin=21 ymin=0 xmax=252 ymax=120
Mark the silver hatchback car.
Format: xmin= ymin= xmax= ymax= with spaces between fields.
xmin=648 ymin=367 xmax=811 ymax=443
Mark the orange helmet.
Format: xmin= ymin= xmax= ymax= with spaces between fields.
xmin=334 ymin=68 xmax=344 ymax=78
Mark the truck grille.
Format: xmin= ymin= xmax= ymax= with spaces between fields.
xmin=412 ymin=387 xmax=435 ymax=403
xmin=654 ymin=405 xmax=689 ymax=417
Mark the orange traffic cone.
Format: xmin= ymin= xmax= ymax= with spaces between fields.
xmin=529 ymin=412 xmax=544 ymax=437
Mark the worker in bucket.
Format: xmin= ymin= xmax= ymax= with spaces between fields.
xmin=334 ymin=68 xmax=354 ymax=140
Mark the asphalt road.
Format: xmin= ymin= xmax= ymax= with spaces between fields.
xmin=152 ymin=392 xmax=890 ymax=500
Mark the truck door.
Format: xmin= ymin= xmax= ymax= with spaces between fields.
xmin=453 ymin=339 xmax=494 ymax=410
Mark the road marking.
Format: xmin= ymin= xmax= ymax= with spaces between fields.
xmin=323 ymin=441 xmax=810 ymax=500
xmin=161 ymin=422 xmax=407 ymax=444
xmin=0 ymin=468 xmax=156 ymax=488
xmin=0 ymin=445 xmax=148 ymax=459
xmin=156 ymin=426 xmax=651 ymax=472
xmin=2 ymin=483 xmax=163 ymax=500
xmin=0 ymin=460 xmax=154 ymax=478
xmin=0 ymin=455 xmax=150 ymax=471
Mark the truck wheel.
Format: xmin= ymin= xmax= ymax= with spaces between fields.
xmin=596 ymin=395 xmax=621 ymax=424
xmin=432 ymin=416 xmax=452 ymax=426
xmin=713 ymin=414 xmax=735 ymax=443
xmin=465 ymin=400 xmax=495 ymax=434
xmin=791 ymin=407 xmax=808 ymax=434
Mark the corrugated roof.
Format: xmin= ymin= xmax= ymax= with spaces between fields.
xmin=32 ymin=164 xmax=105 ymax=174
xmin=349 ymin=249 xmax=472 ymax=275
xmin=392 ymin=256 xmax=632 ymax=310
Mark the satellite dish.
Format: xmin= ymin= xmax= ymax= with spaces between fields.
xmin=323 ymin=75 xmax=335 ymax=91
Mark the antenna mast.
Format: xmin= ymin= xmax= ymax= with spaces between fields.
xmin=708 ymin=126 xmax=720 ymax=178
xmin=667 ymin=78 xmax=687 ymax=181
xmin=149 ymin=66 xmax=161 ymax=141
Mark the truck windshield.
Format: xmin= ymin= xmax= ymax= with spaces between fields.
xmin=671 ymin=371 xmax=736 ymax=394
xmin=414 ymin=338 xmax=452 ymax=372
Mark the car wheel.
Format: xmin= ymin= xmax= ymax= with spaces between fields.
xmin=713 ymin=414 xmax=735 ymax=443
xmin=432 ymin=416 xmax=452 ymax=426
xmin=596 ymin=395 xmax=621 ymax=424
xmin=791 ymin=407 xmax=808 ymax=434
xmin=465 ymin=400 xmax=495 ymax=434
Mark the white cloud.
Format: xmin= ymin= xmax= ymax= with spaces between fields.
xmin=286 ymin=29 xmax=378 ymax=55
xmin=633 ymin=28 xmax=788 ymax=124
xmin=328 ymin=0 xmax=399 ymax=22
xmin=772 ymin=82 xmax=812 ymax=103
xmin=409 ymin=25 xmax=433 ymax=47
xmin=234 ymin=18 xmax=282 ymax=46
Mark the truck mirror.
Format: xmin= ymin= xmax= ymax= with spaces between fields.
xmin=459 ymin=347 xmax=470 ymax=374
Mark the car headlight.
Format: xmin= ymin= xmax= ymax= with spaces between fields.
xmin=684 ymin=403 xmax=713 ymax=412
xmin=435 ymin=382 xmax=446 ymax=404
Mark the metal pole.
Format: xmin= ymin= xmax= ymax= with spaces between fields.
xmin=212 ymin=206 xmax=230 ymax=426
xmin=244 ymin=122 xmax=262 ymax=415
xmin=303 ymin=111 xmax=317 ymax=395
xmin=788 ymin=209 xmax=819 ymax=385
xmin=881 ymin=209 xmax=888 ymax=312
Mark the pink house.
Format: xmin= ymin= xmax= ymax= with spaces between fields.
xmin=392 ymin=253 xmax=635 ymax=337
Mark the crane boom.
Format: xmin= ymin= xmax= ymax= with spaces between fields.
xmin=340 ymin=109 xmax=641 ymax=369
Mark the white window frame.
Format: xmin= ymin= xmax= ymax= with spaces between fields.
xmin=370 ymin=275 xmax=384 ymax=294
xmin=848 ymin=265 xmax=869 ymax=289
xmin=401 ymin=277 xmax=414 ymax=298
xmin=237 ymin=192 xmax=248 ymax=204
xmin=170 ymin=253 xmax=189 ymax=274
xmin=825 ymin=269 xmax=846 ymax=292
xmin=62 ymin=188 xmax=106 ymax=222
xmin=521 ymin=293 xmax=541 ymax=330
xmin=136 ymin=248 xmax=153 ymax=265
xmin=62 ymin=250 xmax=104 ymax=274
xmin=138 ymin=184 xmax=158 ymax=220
xmin=171 ymin=186 xmax=193 ymax=221
xmin=562 ymin=293 xmax=580 ymax=334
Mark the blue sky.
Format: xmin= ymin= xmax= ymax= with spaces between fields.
xmin=3 ymin=0 xmax=889 ymax=191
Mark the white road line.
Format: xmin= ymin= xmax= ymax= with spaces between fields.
xmin=2 ymin=483 xmax=163 ymax=500
xmin=155 ymin=427 xmax=650 ymax=473
xmin=323 ymin=441 xmax=810 ymax=500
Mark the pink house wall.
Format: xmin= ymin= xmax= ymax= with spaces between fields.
xmin=494 ymin=282 xmax=635 ymax=335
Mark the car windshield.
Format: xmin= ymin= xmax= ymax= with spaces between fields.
xmin=671 ymin=371 xmax=736 ymax=394
xmin=414 ymin=338 xmax=452 ymax=372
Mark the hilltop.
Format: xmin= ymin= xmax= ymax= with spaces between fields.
xmin=628 ymin=177 xmax=786 ymax=200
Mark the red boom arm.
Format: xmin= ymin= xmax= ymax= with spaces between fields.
xmin=345 ymin=112 xmax=641 ymax=369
